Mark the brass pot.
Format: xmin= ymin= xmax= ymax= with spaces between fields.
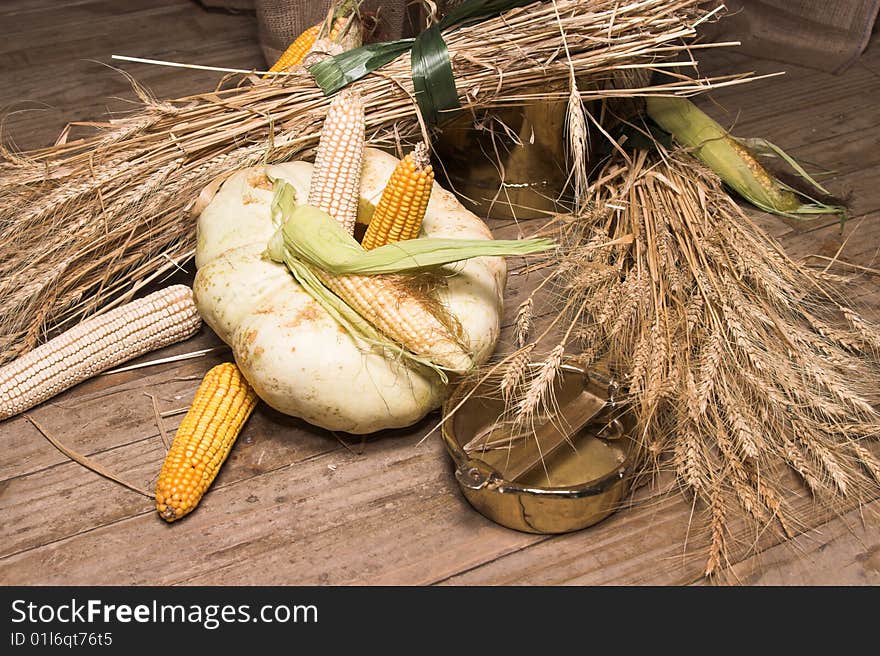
xmin=441 ymin=364 xmax=636 ymax=534
xmin=433 ymin=100 xmax=571 ymax=220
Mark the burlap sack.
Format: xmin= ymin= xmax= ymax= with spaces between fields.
xmin=255 ymin=1 xmax=424 ymax=67
xmin=703 ymin=0 xmax=879 ymax=73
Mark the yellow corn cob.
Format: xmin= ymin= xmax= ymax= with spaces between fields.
xmin=155 ymin=363 xmax=258 ymax=522
xmin=361 ymin=143 xmax=434 ymax=250
xmin=263 ymin=14 xmax=348 ymax=78
xmin=0 ymin=285 xmax=201 ymax=421
xmin=724 ymin=136 xmax=800 ymax=211
xmin=264 ymin=24 xmax=322 ymax=77
xmin=314 ymin=269 xmax=473 ymax=372
xmin=307 ymin=88 xmax=365 ymax=236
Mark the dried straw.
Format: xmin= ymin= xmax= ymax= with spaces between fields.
xmin=492 ymin=145 xmax=880 ymax=576
xmin=25 ymin=414 xmax=154 ymax=499
xmin=0 ymin=0 xmax=750 ymax=363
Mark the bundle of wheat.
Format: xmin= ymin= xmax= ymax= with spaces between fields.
xmin=0 ymin=0 xmax=750 ymax=364
xmin=490 ymin=146 xmax=880 ymax=576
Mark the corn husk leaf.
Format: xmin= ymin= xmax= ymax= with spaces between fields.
xmin=309 ymin=0 xmax=535 ymax=95
xmin=646 ymin=96 xmax=846 ymax=220
xmin=739 ymin=137 xmax=832 ymax=195
xmin=410 ymin=24 xmax=459 ymax=125
xmin=309 ymin=41 xmax=413 ymax=95
xmin=265 ymin=182 xmax=554 ymax=274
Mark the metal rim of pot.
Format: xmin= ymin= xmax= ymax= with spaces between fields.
xmin=440 ymin=362 xmax=638 ymax=533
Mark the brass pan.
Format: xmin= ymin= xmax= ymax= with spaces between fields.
xmin=441 ymin=364 xmax=636 ymax=534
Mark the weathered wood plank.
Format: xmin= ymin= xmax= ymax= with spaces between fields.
xmin=0 ymin=0 xmax=263 ymax=151
xmin=7 ymin=426 xmax=874 ymax=586
xmin=0 ymin=425 xmax=522 ymax=585
xmin=778 ymin=210 xmax=880 ymax=266
xmin=0 ymin=438 xmax=160 ymax=559
xmin=695 ymin=70 xmax=880 ymax=149
xmin=2 ymin=0 xmax=185 ymax=39
xmin=0 ymin=408 xmax=348 ymax=560
xmin=705 ymin=500 xmax=880 ymax=585
xmin=695 ymin=43 xmax=880 ymax=123
xmin=439 ymin=473 xmax=880 ymax=585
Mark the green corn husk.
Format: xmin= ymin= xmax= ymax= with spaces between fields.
xmin=265 ymin=180 xmax=554 ymax=374
xmin=266 ymin=183 xmax=554 ymax=273
xmin=309 ymin=0 xmax=535 ymax=97
xmin=646 ymin=96 xmax=845 ymax=220
xmin=267 ymin=204 xmax=554 ymax=273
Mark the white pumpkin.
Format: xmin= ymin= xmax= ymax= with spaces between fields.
xmin=193 ymin=148 xmax=507 ymax=434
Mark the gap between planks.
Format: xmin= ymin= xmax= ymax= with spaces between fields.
xmin=0 ymin=440 xmax=350 ymax=563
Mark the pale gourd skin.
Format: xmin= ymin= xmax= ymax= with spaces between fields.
xmin=194 ymin=148 xmax=506 ymax=434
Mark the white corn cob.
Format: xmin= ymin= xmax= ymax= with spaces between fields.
xmin=0 ymin=285 xmax=202 ymax=420
xmin=314 ymin=269 xmax=473 ymax=372
xmin=307 ymin=88 xmax=365 ymax=235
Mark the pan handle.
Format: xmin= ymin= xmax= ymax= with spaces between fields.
xmin=454 ymin=459 xmax=499 ymax=491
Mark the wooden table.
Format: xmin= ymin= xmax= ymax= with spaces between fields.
xmin=1 ymin=0 xmax=879 ymax=585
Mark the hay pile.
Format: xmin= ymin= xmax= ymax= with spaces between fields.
xmin=0 ymin=0 xmax=742 ymax=363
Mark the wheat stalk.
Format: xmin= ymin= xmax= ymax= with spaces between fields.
xmin=478 ymin=143 xmax=880 ymax=577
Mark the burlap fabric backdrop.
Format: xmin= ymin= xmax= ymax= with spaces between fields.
xmin=702 ymin=0 xmax=880 ymax=73
xmin=201 ymin=1 xmax=878 ymax=74
xmin=255 ymin=0 xmax=430 ymax=66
